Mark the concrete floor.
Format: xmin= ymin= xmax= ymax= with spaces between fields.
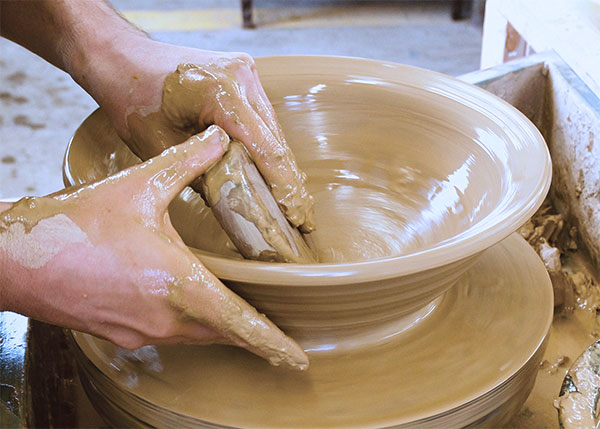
xmin=0 ymin=0 xmax=483 ymax=199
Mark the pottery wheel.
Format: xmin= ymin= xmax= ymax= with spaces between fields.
xmin=71 ymin=233 xmax=553 ymax=428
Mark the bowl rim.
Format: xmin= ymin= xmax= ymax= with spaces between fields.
xmin=64 ymin=55 xmax=552 ymax=286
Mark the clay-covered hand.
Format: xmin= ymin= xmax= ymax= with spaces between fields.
xmin=0 ymin=126 xmax=308 ymax=370
xmin=91 ymin=39 xmax=314 ymax=233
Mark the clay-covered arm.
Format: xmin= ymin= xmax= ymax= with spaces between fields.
xmin=0 ymin=0 xmax=314 ymax=232
xmin=0 ymin=202 xmax=12 ymax=308
xmin=0 ymin=126 xmax=308 ymax=370
xmin=0 ymin=0 xmax=145 ymax=78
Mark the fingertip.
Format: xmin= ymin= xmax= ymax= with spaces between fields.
xmin=236 ymin=319 xmax=310 ymax=371
xmin=202 ymin=124 xmax=231 ymax=152
xmin=175 ymin=125 xmax=231 ymax=178
xmin=274 ymin=339 xmax=310 ymax=371
xmin=136 ymin=126 xmax=232 ymax=205
xmin=219 ymin=332 xmax=309 ymax=370
xmin=174 ymin=261 xmax=309 ymax=371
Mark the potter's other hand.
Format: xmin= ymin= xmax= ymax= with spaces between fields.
xmin=1 ymin=0 xmax=313 ymax=231
xmin=90 ymin=39 xmax=315 ymax=233
xmin=0 ymin=126 xmax=308 ymax=371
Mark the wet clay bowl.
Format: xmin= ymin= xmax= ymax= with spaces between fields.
xmin=64 ymin=56 xmax=551 ymax=350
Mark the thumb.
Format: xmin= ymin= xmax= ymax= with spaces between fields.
xmin=133 ymin=125 xmax=230 ymax=206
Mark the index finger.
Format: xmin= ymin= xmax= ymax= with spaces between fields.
xmin=251 ymin=68 xmax=286 ymax=142
xmin=169 ymin=257 xmax=309 ymax=371
xmin=248 ymin=68 xmax=316 ymax=233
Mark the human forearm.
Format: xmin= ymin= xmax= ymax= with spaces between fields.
xmin=0 ymin=258 xmax=13 ymax=312
xmin=0 ymin=0 xmax=148 ymax=102
xmin=0 ymin=205 xmax=29 ymax=313
xmin=0 ymin=248 xmax=13 ymax=312
xmin=1 ymin=0 xmax=315 ymax=231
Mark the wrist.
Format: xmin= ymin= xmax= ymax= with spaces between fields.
xmin=0 ymin=198 xmax=85 ymax=316
xmin=68 ymin=15 xmax=150 ymax=96
xmin=0 ymin=254 xmax=27 ymax=314
xmin=72 ymin=32 xmax=156 ymax=136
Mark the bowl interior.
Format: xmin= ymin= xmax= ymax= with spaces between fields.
xmin=64 ymin=56 xmax=551 ymax=283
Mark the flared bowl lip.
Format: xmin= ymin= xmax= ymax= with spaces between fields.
xmin=64 ymin=55 xmax=551 ymax=286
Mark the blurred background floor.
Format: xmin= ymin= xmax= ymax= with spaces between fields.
xmin=0 ymin=0 xmax=483 ymax=199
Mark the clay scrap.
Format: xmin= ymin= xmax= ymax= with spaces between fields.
xmin=519 ymin=200 xmax=599 ymax=312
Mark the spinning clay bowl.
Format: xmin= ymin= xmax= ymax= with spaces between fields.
xmin=64 ymin=56 xmax=551 ymax=351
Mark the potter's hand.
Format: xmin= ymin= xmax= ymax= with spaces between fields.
xmin=1 ymin=1 xmax=314 ymax=232
xmin=0 ymin=126 xmax=308 ymax=370
xmin=94 ymin=40 xmax=315 ymax=233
